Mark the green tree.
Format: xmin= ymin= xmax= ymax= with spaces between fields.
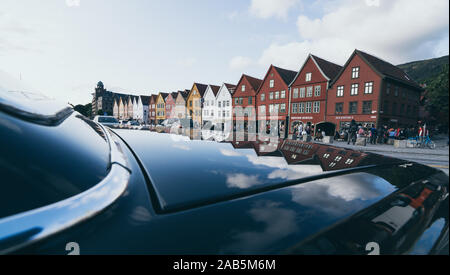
xmin=424 ymin=64 xmax=449 ymax=131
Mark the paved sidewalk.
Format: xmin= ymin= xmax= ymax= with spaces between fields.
xmin=328 ymin=140 xmax=449 ymax=156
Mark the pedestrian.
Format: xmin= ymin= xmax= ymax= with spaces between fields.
xmin=370 ymin=124 xmax=377 ymax=144
xmin=348 ymin=120 xmax=357 ymax=145
xmin=298 ymin=123 xmax=303 ymax=139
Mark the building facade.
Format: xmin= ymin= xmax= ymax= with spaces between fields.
xmin=187 ymin=83 xmax=208 ymax=128
xmin=289 ymin=54 xmax=342 ymax=135
xmin=326 ymin=50 xmax=422 ymax=131
xmin=202 ymin=85 xmax=220 ymax=127
xmin=165 ymin=92 xmax=178 ymax=120
xmin=175 ymin=90 xmax=189 ymax=119
xmin=256 ymin=65 xmax=297 ymax=136
xmin=232 ymin=74 xmax=263 ymax=133
xmin=91 ymin=81 xmax=115 ymax=117
xmin=149 ymin=95 xmax=158 ymax=125
xmin=216 ymin=83 xmax=236 ymax=135
xmin=156 ymin=93 xmax=169 ymax=124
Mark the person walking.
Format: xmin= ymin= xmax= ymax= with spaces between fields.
xmin=298 ymin=123 xmax=303 ymax=140
xmin=348 ymin=120 xmax=357 ymax=145
xmin=370 ymin=124 xmax=377 ymax=144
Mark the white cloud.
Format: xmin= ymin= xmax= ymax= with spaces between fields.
xmin=258 ymin=0 xmax=449 ymax=67
xmin=229 ymin=56 xmax=253 ymax=71
xmin=226 ymin=173 xmax=262 ymax=189
xmin=65 ymin=0 xmax=80 ymax=7
xmin=249 ymin=0 xmax=300 ymax=19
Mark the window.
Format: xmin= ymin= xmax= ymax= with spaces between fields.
xmin=307 ymin=87 xmax=313 ymax=97
xmin=234 ymin=98 xmax=239 ymax=105
xmin=300 ymin=88 xmax=306 ymax=98
xmin=313 ymin=101 xmax=320 ymax=113
xmin=392 ymin=102 xmax=397 ymax=115
xmin=352 ymin=67 xmax=360 ymax=79
xmin=362 ymin=101 xmax=372 ymax=114
xmin=394 ymin=87 xmax=399 ymax=97
xmin=223 ymin=110 xmax=226 ymax=117
xmin=314 ymin=86 xmax=321 ymax=97
xmin=226 ymin=111 xmax=230 ymax=117
xmin=364 ymin=82 xmax=374 ymax=94
xmin=281 ymin=90 xmax=286 ymax=99
xmin=335 ymin=103 xmax=343 ymax=114
xmin=351 ymin=84 xmax=359 ymax=95
xmin=292 ymin=103 xmax=298 ymax=113
xmin=275 ymin=104 xmax=280 ymax=113
xmin=275 ymin=91 xmax=280 ymax=99
xmin=280 ymin=103 xmax=286 ymax=113
xmin=241 ymin=85 xmax=246 ymax=92
xmin=337 ymin=86 xmax=344 ymax=97
xmin=306 ymin=73 xmax=312 ymax=82
xmin=248 ymin=97 xmax=252 ymax=104
xmin=260 ymin=105 xmax=266 ymax=114
xmin=269 ymin=80 xmax=275 ymax=88
xmin=299 ymin=103 xmax=305 ymax=113
xmin=239 ymin=97 xmax=243 ymax=104
xmin=386 ymin=83 xmax=391 ymax=95
xmin=269 ymin=104 xmax=274 ymax=113
xmin=306 ymin=102 xmax=312 ymax=113
xmin=218 ymin=101 xmax=221 ymax=108
xmin=189 ymin=101 xmax=192 ymax=107
xmin=400 ymin=104 xmax=405 ymax=114
xmin=349 ymin=101 xmax=358 ymax=114
xmin=227 ymin=101 xmax=230 ymax=107
xmin=293 ymin=88 xmax=299 ymax=99
xmin=269 ymin=92 xmax=274 ymax=100
xmin=261 ymin=93 xmax=265 ymax=101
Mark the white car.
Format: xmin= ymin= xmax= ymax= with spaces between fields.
xmin=93 ymin=116 xmax=120 ymax=128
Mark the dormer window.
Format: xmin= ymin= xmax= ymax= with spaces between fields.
xmin=305 ymin=73 xmax=312 ymax=82
xmin=241 ymin=85 xmax=246 ymax=92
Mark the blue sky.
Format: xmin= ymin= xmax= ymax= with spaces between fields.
xmin=1 ymin=0 xmax=448 ymax=104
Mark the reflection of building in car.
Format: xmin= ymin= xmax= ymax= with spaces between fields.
xmin=289 ymin=173 xmax=448 ymax=255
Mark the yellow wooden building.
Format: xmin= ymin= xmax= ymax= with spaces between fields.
xmin=156 ymin=92 xmax=169 ymax=123
xmin=186 ymin=83 xmax=208 ymax=128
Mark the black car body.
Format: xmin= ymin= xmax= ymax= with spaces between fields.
xmin=0 ymin=89 xmax=448 ymax=255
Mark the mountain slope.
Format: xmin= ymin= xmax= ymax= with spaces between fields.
xmin=398 ymin=55 xmax=449 ymax=84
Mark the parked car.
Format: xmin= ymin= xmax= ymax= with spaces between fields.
xmin=93 ymin=115 xmax=120 ymax=128
xmin=0 ymin=85 xmax=448 ymax=255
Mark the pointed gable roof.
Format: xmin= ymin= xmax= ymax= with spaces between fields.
xmin=243 ymin=74 xmax=263 ymax=91
xmin=273 ymin=66 xmax=297 ymax=86
xmin=331 ymin=49 xmax=422 ymax=89
xmin=159 ymin=92 xmax=169 ymax=102
xmin=311 ymin=54 xmax=343 ymax=80
xmin=289 ymin=54 xmax=343 ymax=86
xmin=150 ymin=94 xmax=158 ymax=103
xmin=356 ymin=50 xmax=421 ymax=88
xmin=209 ymin=85 xmax=221 ymax=96
xmin=140 ymin=95 xmax=151 ymax=105
xmin=224 ymin=83 xmax=236 ymax=94
xmin=193 ymin=83 xmax=208 ymax=97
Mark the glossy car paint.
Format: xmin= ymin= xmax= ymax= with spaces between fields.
xmin=0 ymin=111 xmax=110 ymax=219
xmin=6 ymin=119 xmax=447 ymax=255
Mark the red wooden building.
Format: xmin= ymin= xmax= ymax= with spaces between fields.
xmin=148 ymin=94 xmax=158 ymax=125
xmin=255 ymin=65 xmax=297 ymax=136
xmin=326 ymin=50 xmax=423 ymax=131
xmin=232 ymin=74 xmax=263 ymax=132
xmin=289 ymin=54 xmax=342 ymax=135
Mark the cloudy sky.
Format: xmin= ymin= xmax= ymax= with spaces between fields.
xmin=0 ymin=0 xmax=448 ymax=105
